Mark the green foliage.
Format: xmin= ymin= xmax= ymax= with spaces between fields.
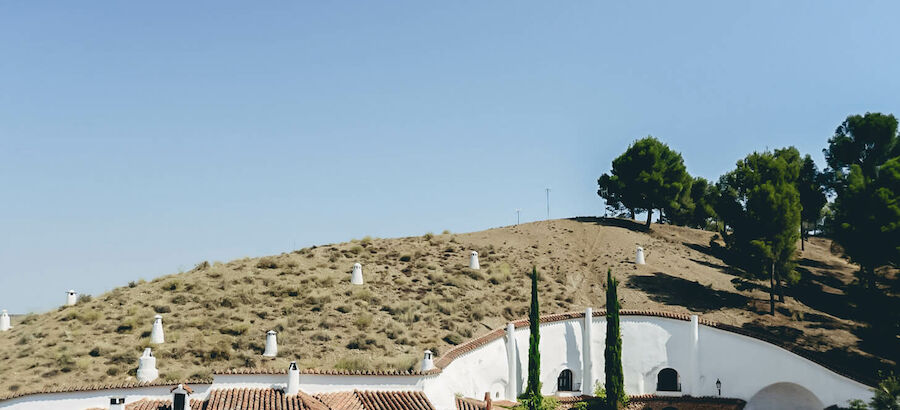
xmin=668 ymin=176 xmax=718 ymax=229
xmin=515 ymin=394 xmax=558 ymax=410
xmin=798 ymin=154 xmax=827 ymax=245
xmin=597 ymin=136 xmax=691 ymax=226
xmin=869 ymin=373 xmax=900 ymax=410
xmin=716 ymin=147 xmax=802 ymax=312
xmin=825 ymin=113 xmax=900 ymax=185
xmin=604 ymin=269 xmax=625 ymax=407
xmin=524 ymin=267 xmax=543 ymax=410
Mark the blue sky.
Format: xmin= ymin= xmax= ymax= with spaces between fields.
xmin=1 ymin=2 xmax=898 ymax=312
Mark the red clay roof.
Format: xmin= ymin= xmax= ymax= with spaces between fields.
xmin=0 ymin=379 xmax=212 ymax=402
xmin=315 ymin=390 xmax=434 ymax=410
xmin=125 ymin=398 xmax=202 ymax=410
xmin=215 ymin=368 xmax=433 ymax=376
xmin=202 ymin=387 xmax=328 ymax=410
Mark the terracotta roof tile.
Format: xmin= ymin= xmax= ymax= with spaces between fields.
xmin=454 ymin=396 xmax=485 ymax=410
xmin=214 ymin=368 xmax=432 ymax=377
xmin=316 ymin=391 xmax=364 ymax=410
xmin=124 ymin=398 xmax=203 ymax=410
xmin=355 ymin=390 xmax=434 ymax=410
xmin=0 ymin=379 xmax=212 ymax=402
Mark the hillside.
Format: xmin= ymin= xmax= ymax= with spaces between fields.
xmin=0 ymin=218 xmax=894 ymax=395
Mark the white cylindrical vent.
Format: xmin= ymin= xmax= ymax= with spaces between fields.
xmin=469 ymin=251 xmax=480 ymax=270
xmin=109 ymin=397 xmax=126 ymax=410
xmin=136 ymin=348 xmax=159 ymax=383
xmin=420 ymin=349 xmax=435 ymax=372
xmin=688 ymin=314 xmax=700 ymax=395
xmin=150 ymin=315 xmax=165 ymax=344
xmin=263 ymin=330 xmax=278 ymax=357
xmin=635 ymin=246 xmax=645 ymax=265
xmin=0 ymin=310 xmax=10 ymax=332
xmin=505 ymin=322 xmax=517 ymax=400
xmin=351 ymin=263 xmax=363 ymax=285
xmin=66 ymin=290 xmax=78 ymax=306
xmin=286 ymin=361 xmax=300 ymax=396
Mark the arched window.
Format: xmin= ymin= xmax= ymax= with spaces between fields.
xmin=557 ymin=369 xmax=574 ymax=391
xmin=657 ymin=368 xmax=681 ymax=392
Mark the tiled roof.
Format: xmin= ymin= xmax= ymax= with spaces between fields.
xmin=316 ymin=390 xmax=434 ymax=410
xmin=215 ymin=368 xmax=432 ymax=376
xmin=203 ymin=387 xmax=328 ymax=410
xmin=125 ymin=398 xmax=203 ymax=410
xmin=316 ymin=392 xmax=364 ymax=410
xmin=0 ymin=379 xmax=213 ymax=401
xmin=454 ymin=396 xmax=486 ymax=410
xmin=355 ymin=391 xmax=434 ymax=410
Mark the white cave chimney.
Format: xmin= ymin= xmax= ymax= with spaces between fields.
xmin=150 ymin=315 xmax=165 ymax=344
xmin=351 ymin=263 xmax=363 ymax=285
xmin=635 ymin=246 xmax=645 ymax=265
xmin=263 ymin=330 xmax=278 ymax=357
xmin=420 ymin=349 xmax=435 ymax=372
xmin=286 ymin=361 xmax=300 ymax=396
xmin=0 ymin=310 xmax=10 ymax=332
xmin=469 ymin=251 xmax=480 ymax=270
xmin=136 ymin=348 xmax=158 ymax=383
xmin=109 ymin=397 xmax=125 ymax=410
xmin=66 ymin=290 xmax=78 ymax=306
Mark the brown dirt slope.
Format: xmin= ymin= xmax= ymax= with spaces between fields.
xmin=0 ymin=218 xmax=893 ymax=396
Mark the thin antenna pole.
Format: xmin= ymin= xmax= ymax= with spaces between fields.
xmin=545 ymin=188 xmax=551 ymax=220
xmin=516 ymin=209 xmax=521 ymax=225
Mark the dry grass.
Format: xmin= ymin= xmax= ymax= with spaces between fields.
xmin=0 ymin=218 xmax=893 ymax=394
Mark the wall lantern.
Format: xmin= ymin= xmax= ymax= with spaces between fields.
xmin=716 ymin=378 xmax=722 ymax=396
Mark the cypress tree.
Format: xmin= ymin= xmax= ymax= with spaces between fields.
xmin=525 ymin=266 xmax=543 ymax=409
xmin=605 ymin=269 xmax=624 ymax=407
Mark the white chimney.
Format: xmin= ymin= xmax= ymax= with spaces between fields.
xmin=420 ymin=350 xmax=435 ymax=371
xmin=109 ymin=397 xmax=125 ymax=410
xmin=286 ymin=361 xmax=300 ymax=396
xmin=150 ymin=315 xmax=165 ymax=344
xmin=263 ymin=330 xmax=278 ymax=357
xmin=635 ymin=246 xmax=645 ymax=265
xmin=505 ymin=322 xmax=518 ymax=400
xmin=469 ymin=251 xmax=480 ymax=270
xmin=350 ymin=263 xmax=363 ymax=285
xmin=66 ymin=290 xmax=78 ymax=306
xmin=136 ymin=348 xmax=158 ymax=383
xmin=0 ymin=310 xmax=10 ymax=332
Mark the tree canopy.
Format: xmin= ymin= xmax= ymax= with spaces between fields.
xmin=597 ymin=136 xmax=690 ymax=227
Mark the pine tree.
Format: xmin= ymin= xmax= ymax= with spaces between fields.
xmin=524 ymin=266 xmax=543 ymax=409
xmin=604 ymin=269 xmax=625 ymax=408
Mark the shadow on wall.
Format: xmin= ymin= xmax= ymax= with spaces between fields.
xmin=568 ymin=217 xmax=649 ymax=233
xmin=626 ymin=272 xmax=749 ymax=312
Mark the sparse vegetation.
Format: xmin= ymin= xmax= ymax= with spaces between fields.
xmin=0 ymin=219 xmax=893 ymax=396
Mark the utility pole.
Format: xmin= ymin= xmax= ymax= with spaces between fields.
xmin=545 ymin=188 xmax=551 ymax=220
xmin=516 ymin=209 xmax=521 ymax=226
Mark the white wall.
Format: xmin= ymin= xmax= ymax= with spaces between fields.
xmin=423 ymin=315 xmax=872 ymax=410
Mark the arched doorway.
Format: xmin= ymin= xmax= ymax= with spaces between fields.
xmin=656 ymin=368 xmax=681 ymax=392
xmin=746 ymin=382 xmax=823 ymax=410
xmin=557 ymin=369 xmax=574 ymax=391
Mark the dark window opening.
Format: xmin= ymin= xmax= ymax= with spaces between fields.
xmin=174 ymin=393 xmax=186 ymax=410
xmin=557 ymin=369 xmax=574 ymax=391
xmin=656 ymin=368 xmax=681 ymax=392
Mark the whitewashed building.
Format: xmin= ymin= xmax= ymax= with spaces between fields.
xmin=0 ymin=310 xmax=873 ymax=410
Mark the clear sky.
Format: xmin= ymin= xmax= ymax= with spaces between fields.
xmin=1 ymin=2 xmax=898 ymax=313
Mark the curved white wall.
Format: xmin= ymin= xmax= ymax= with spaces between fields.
xmin=424 ymin=315 xmax=872 ymax=410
